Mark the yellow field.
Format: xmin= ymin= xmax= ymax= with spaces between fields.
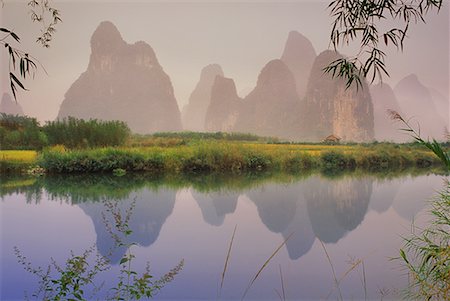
xmin=0 ymin=150 xmax=37 ymax=163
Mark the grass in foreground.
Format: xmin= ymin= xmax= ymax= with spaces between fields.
xmin=0 ymin=141 xmax=442 ymax=174
xmin=35 ymin=142 xmax=440 ymax=174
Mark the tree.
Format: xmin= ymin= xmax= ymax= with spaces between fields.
xmin=324 ymin=0 xmax=443 ymax=89
xmin=1 ymin=0 xmax=61 ymax=99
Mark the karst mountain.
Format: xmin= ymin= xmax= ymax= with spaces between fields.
xmin=58 ymin=21 xmax=182 ymax=134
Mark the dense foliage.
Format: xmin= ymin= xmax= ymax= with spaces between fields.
xmin=0 ymin=113 xmax=48 ymax=150
xmin=43 ymin=117 xmax=130 ymax=148
xmin=0 ymin=114 xmax=130 ymax=150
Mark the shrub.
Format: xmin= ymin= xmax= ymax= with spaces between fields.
xmin=321 ymin=151 xmax=355 ymax=170
xmin=43 ymin=117 xmax=130 ymax=149
xmin=0 ymin=113 xmax=48 ymax=150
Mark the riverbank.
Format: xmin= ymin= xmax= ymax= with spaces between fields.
xmin=0 ymin=141 xmax=443 ymax=175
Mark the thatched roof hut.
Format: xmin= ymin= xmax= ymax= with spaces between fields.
xmin=323 ymin=134 xmax=341 ymax=143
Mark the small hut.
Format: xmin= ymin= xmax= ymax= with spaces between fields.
xmin=323 ymin=134 xmax=341 ymax=144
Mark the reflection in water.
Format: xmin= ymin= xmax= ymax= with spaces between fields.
xmin=0 ymin=172 xmax=440 ymax=262
xmin=393 ymin=176 xmax=441 ymax=221
xmin=247 ymin=183 xmax=316 ymax=259
xmin=192 ymin=190 xmax=238 ymax=226
xmin=1 ymin=171 xmax=446 ymax=300
xmin=369 ymin=178 xmax=400 ymax=213
xmin=305 ymin=176 xmax=372 ymax=243
xmin=78 ymin=188 xmax=176 ymax=264
xmin=281 ymin=194 xmax=316 ymax=260
xmin=247 ymin=184 xmax=299 ymax=233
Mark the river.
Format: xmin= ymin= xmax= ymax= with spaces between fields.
xmin=1 ymin=171 xmax=446 ymax=300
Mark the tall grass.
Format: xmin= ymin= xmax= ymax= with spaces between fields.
xmin=43 ymin=117 xmax=130 ymax=148
xmin=389 ymin=110 xmax=450 ymax=300
xmin=35 ymin=142 xmax=442 ymax=175
xmin=400 ymin=183 xmax=450 ymax=300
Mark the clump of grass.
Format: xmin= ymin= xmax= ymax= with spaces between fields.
xmin=320 ymin=151 xmax=356 ymax=170
xmin=399 ymin=183 xmax=450 ymax=300
xmin=388 ymin=110 xmax=450 ymax=300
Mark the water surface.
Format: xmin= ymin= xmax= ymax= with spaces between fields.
xmin=1 ymin=172 xmax=446 ymax=300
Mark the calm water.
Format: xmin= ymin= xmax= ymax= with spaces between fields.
xmin=0 ymin=172 xmax=447 ymax=300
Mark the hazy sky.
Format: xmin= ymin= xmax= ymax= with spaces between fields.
xmin=1 ymin=0 xmax=449 ymax=122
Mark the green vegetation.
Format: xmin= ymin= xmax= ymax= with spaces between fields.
xmin=0 ymin=150 xmax=38 ymax=173
xmin=0 ymin=114 xmax=130 ymax=150
xmin=0 ymin=114 xmax=48 ymax=150
xmin=389 ymin=112 xmax=450 ymax=300
xmin=1 ymin=139 xmax=443 ymax=175
xmin=35 ymin=142 xmax=441 ymax=175
xmin=400 ymin=185 xmax=450 ymax=300
xmin=44 ymin=117 xmax=130 ymax=148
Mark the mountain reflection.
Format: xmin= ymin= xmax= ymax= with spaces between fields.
xmin=304 ymin=176 xmax=372 ymax=243
xmin=192 ymin=190 xmax=239 ymax=226
xmin=281 ymin=194 xmax=315 ymax=260
xmin=392 ymin=176 xmax=440 ymax=221
xmin=246 ymin=183 xmax=315 ymax=259
xmin=247 ymin=184 xmax=300 ymax=233
xmin=369 ymin=178 xmax=400 ymax=213
xmin=2 ymin=171 xmax=441 ymax=263
xmin=78 ymin=188 xmax=176 ymax=264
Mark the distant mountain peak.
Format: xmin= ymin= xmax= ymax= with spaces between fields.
xmin=200 ymin=64 xmax=224 ymax=83
xmin=90 ymin=21 xmax=125 ymax=54
xmin=58 ymin=21 xmax=182 ymax=134
xmin=302 ymin=50 xmax=374 ymax=142
xmin=256 ymin=59 xmax=296 ymax=92
xmin=205 ymin=75 xmax=242 ymax=132
xmin=182 ymin=63 xmax=224 ymax=131
xmin=1 ymin=92 xmax=24 ymax=116
xmin=281 ymin=31 xmax=316 ymax=98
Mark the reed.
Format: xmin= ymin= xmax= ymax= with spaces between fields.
xmin=219 ymin=225 xmax=237 ymax=297
xmin=241 ymin=233 xmax=293 ymax=300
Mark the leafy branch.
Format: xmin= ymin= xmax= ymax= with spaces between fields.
xmin=1 ymin=0 xmax=61 ymax=100
xmin=326 ymin=0 xmax=443 ymax=89
xmin=388 ymin=109 xmax=450 ymax=169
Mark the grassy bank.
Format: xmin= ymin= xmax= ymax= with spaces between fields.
xmin=0 ymin=150 xmax=37 ymax=173
xmin=0 ymin=141 xmax=442 ymax=174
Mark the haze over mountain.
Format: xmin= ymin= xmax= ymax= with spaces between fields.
xmin=429 ymin=88 xmax=449 ymax=127
xmin=234 ymin=59 xmax=301 ymax=139
xmin=302 ymin=50 xmax=374 ymax=142
xmin=30 ymin=20 xmax=445 ymax=142
xmin=57 ymin=21 xmax=182 ymax=134
xmin=205 ymin=75 xmax=242 ymax=132
xmin=3 ymin=2 xmax=447 ymax=129
xmin=1 ymin=93 xmax=24 ymax=116
xmin=182 ymin=64 xmax=224 ymax=131
xmin=370 ymin=83 xmax=407 ymax=142
xmin=280 ymin=30 xmax=317 ymax=99
xmin=394 ymin=74 xmax=447 ymax=139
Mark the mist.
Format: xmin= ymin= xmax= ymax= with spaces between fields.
xmin=1 ymin=0 xmax=448 ymax=140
